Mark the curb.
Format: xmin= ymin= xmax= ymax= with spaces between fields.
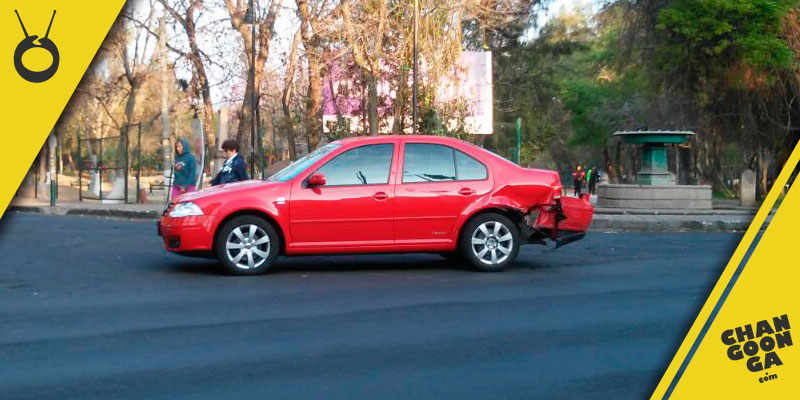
xmin=593 ymin=209 xmax=756 ymax=216
xmin=8 ymin=206 xmax=160 ymax=220
xmin=7 ymin=205 xmax=46 ymax=214
xmin=589 ymin=215 xmax=756 ymax=232
xmin=65 ymin=208 xmax=161 ymax=220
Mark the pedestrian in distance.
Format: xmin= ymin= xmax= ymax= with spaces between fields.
xmin=585 ymin=165 xmax=592 ymax=186
xmin=589 ymin=166 xmax=600 ymax=195
xmin=211 ymin=139 xmax=249 ymax=186
xmin=172 ymin=137 xmax=197 ymax=199
xmin=572 ymin=165 xmax=584 ymax=197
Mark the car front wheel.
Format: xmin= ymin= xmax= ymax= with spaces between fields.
xmin=459 ymin=213 xmax=520 ymax=272
xmin=215 ymin=216 xmax=280 ymax=275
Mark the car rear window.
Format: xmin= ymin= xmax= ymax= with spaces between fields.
xmin=455 ymin=150 xmax=488 ymax=180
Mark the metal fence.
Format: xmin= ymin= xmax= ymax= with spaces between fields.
xmin=77 ymin=134 xmax=129 ymax=202
xmin=482 ymin=118 xmax=521 ymax=163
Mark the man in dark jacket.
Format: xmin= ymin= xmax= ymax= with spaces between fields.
xmin=211 ymin=139 xmax=249 ymax=186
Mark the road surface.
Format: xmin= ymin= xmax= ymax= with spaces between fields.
xmin=0 ymin=213 xmax=742 ymax=399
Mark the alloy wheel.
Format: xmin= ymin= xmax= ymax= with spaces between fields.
xmin=471 ymin=221 xmax=513 ymax=265
xmin=225 ymin=224 xmax=271 ymax=270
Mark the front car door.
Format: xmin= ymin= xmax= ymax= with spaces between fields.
xmin=394 ymin=141 xmax=493 ymax=247
xmin=288 ymin=140 xmax=399 ymax=252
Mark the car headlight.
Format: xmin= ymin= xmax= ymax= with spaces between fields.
xmin=169 ymin=202 xmax=204 ymax=218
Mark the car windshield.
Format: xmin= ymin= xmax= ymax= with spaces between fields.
xmin=269 ymin=142 xmax=342 ymax=182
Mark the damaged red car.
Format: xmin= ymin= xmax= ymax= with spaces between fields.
xmin=158 ymin=135 xmax=593 ymax=275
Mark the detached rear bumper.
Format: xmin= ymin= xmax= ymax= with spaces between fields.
xmin=528 ymin=196 xmax=594 ymax=248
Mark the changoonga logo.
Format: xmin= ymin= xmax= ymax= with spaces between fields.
xmin=721 ymin=314 xmax=793 ymax=383
xmin=13 ymin=9 xmax=59 ymax=83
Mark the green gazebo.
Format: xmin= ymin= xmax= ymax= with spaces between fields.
xmin=613 ymin=130 xmax=695 ymax=185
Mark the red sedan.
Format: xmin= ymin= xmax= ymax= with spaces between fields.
xmin=158 ymin=135 xmax=593 ymax=275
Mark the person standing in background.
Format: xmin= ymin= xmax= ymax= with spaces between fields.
xmin=589 ymin=166 xmax=600 ymax=195
xmin=172 ymin=137 xmax=197 ymax=199
xmin=211 ymin=139 xmax=249 ymax=186
xmin=585 ymin=166 xmax=593 ymax=192
xmin=572 ymin=165 xmax=584 ymax=197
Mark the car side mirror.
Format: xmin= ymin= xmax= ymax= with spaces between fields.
xmin=308 ymin=173 xmax=326 ymax=187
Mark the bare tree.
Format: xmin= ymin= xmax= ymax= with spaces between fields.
xmin=105 ymin=1 xmax=159 ymax=199
xmin=338 ymin=0 xmax=388 ymax=136
xmin=296 ymin=0 xmax=335 ymax=150
xmin=223 ymin=0 xmax=283 ymax=161
xmin=156 ymin=0 xmax=217 ymax=164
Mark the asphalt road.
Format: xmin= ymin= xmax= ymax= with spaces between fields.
xmin=0 ymin=213 xmax=743 ymax=400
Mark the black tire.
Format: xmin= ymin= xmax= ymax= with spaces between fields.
xmin=458 ymin=212 xmax=520 ymax=272
xmin=215 ymin=215 xmax=280 ymax=275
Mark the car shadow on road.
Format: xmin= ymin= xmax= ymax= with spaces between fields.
xmin=165 ymin=259 xmax=231 ymax=276
xmin=166 ymin=254 xmax=471 ymax=276
xmin=272 ymin=255 xmax=469 ymax=274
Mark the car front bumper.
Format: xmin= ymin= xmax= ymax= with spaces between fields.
xmin=158 ymin=215 xmax=215 ymax=252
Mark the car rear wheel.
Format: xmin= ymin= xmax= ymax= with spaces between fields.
xmin=459 ymin=213 xmax=520 ymax=272
xmin=216 ymin=216 xmax=280 ymax=275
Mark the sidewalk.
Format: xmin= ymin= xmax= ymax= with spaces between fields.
xmin=9 ymin=196 xmax=166 ymax=219
xmin=9 ymin=180 xmax=168 ymax=220
xmin=588 ymin=195 xmax=762 ymax=232
xmin=7 ymin=192 xmax=767 ymax=232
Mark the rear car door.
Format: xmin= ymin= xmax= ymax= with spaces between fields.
xmin=394 ymin=142 xmax=493 ymax=245
xmin=289 ymin=142 xmax=398 ymax=249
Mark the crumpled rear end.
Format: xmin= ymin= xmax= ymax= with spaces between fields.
xmin=534 ymin=196 xmax=593 ymax=232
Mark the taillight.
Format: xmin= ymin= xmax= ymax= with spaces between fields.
xmin=551 ymin=183 xmax=562 ymax=199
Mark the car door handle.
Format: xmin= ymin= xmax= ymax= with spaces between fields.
xmin=373 ymin=192 xmax=389 ymax=201
xmin=458 ymin=188 xmax=476 ymax=196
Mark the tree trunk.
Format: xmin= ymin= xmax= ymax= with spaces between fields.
xmin=282 ymin=28 xmax=302 ymax=161
xmin=614 ymin=141 xmax=622 ymax=183
xmin=283 ymin=100 xmax=297 ymax=161
xmin=306 ymin=48 xmax=323 ymax=150
xmin=759 ymin=147 xmax=772 ymax=199
xmin=367 ymin=73 xmax=378 ymax=135
xmin=121 ymin=83 xmax=138 ymax=169
xmin=602 ymin=145 xmax=617 ymax=183
xmin=297 ymin=0 xmax=323 ymax=152
xmin=236 ymin=62 xmax=263 ymax=165
xmin=392 ymin=68 xmax=407 ymax=134
xmin=187 ymin=18 xmax=216 ymax=173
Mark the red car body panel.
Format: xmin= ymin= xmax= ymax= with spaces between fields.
xmin=159 ymin=135 xmax=593 ymax=256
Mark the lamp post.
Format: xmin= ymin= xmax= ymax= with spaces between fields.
xmin=412 ymin=0 xmax=418 ymax=135
xmin=243 ymin=0 xmax=258 ymax=178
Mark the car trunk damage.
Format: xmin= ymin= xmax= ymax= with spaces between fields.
xmin=521 ymin=192 xmax=592 ymax=248
xmin=489 ymin=168 xmax=593 ymax=249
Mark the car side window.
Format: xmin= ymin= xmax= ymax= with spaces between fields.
xmin=403 ymin=144 xmax=456 ymax=183
xmin=455 ymin=150 xmax=488 ymax=180
xmin=316 ymin=144 xmax=394 ymax=186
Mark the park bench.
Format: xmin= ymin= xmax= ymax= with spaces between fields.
xmin=69 ymin=179 xmax=89 ymax=189
xmin=149 ymin=180 xmax=166 ymax=193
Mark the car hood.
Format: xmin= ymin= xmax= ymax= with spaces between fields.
xmin=174 ymin=180 xmax=282 ymax=203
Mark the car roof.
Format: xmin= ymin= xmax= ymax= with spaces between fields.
xmin=337 ymin=135 xmax=467 ymax=144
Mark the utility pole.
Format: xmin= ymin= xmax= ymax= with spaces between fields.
xmin=244 ymin=0 xmax=258 ymax=178
xmin=412 ymin=0 xmax=418 ymax=135
xmin=48 ymin=130 xmax=57 ymax=206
